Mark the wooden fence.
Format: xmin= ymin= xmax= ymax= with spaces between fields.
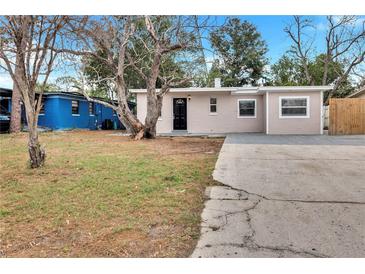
xmin=329 ymin=98 xmax=365 ymax=135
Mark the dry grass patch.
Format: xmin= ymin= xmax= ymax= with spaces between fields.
xmin=0 ymin=130 xmax=223 ymax=257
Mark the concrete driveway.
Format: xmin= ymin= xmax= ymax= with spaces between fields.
xmin=192 ymin=134 xmax=365 ymax=258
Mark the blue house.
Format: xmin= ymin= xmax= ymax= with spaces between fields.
xmin=0 ymin=88 xmax=134 ymax=131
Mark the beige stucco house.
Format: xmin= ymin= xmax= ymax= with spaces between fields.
xmin=132 ymin=84 xmax=332 ymax=135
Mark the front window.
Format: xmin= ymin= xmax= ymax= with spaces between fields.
xmin=72 ymin=100 xmax=79 ymax=115
xmin=280 ymin=97 xmax=309 ymax=118
xmin=210 ymin=97 xmax=217 ymax=113
xmin=89 ymin=102 xmax=95 ymax=115
xmin=238 ymin=99 xmax=256 ymax=118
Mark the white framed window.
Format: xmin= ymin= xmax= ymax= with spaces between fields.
xmin=237 ymin=99 xmax=256 ymax=118
xmin=71 ymin=100 xmax=80 ymax=115
xmin=210 ymin=97 xmax=217 ymax=114
xmin=279 ymin=96 xmax=310 ymax=118
xmin=89 ymin=102 xmax=95 ymax=116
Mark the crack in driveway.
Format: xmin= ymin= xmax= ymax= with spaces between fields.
xmin=224 ymin=185 xmax=365 ymax=205
xmin=194 ymin=191 xmax=328 ymax=258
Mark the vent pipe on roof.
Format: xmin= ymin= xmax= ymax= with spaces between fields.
xmin=214 ymin=78 xmax=221 ymax=88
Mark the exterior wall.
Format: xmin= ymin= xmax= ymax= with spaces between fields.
xmin=38 ymin=96 xmax=122 ymax=130
xmin=267 ymin=92 xmax=322 ymax=135
xmin=137 ymin=91 xmax=265 ymax=134
xmin=38 ymin=97 xmax=62 ymax=128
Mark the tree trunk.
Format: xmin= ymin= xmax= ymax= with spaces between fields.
xmin=28 ymin=127 xmax=45 ymax=168
xmin=10 ymin=84 xmax=22 ymax=133
xmin=144 ymin=93 xmax=162 ymax=139
xmin=10 ymin=60 xmax=22 ymax=133
xmin=117 ymin=107 xmax=145 ymax=140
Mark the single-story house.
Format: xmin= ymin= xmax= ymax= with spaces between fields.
xmin=37 ymin=92 xmax=128 ymax=130
xmin=132 ymin=83 xmax=332 ymax=135
xmin=347 ymin=87 xmax=365 ymax=99
xmin=0 ymin=89 xmax=133 ymax=131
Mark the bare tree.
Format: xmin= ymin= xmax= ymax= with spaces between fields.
xmin=285 ymin=16 xmax=365 ymax=102
xmin=285 ymin=16 xmax=315 ymax=85
xmin=65 ymin=16 xmax=198 ymax=139
xmin=62 ymin=16 xmax=145 ymax=139
xmin=0 ymin=16 xmax=67 ymax=168
xmin=324 ymin=16 xmax=365 ymax=93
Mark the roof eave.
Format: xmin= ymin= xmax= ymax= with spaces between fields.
xmin=259 ymin=86 xmax=333 ymax=92
xmin=131 ymin=85 xmax=334 ymax=94
xmin=129 ymin=87 xmax=239 ymax=93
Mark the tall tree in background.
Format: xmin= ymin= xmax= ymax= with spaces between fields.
xmin=285 ymin=16 xmax=365 ymax=103
xmin=0 ymin=16 xmax=66 ymax=168
xmin=206 ymin=59 xmax=223 ymax=86
xmin=270 ymin=53 xmax=354 ymax=98
xmin=270 ymin=55 xmax=304 ymax=86
xmin=208 ymin=17 xmax=268 ymax=87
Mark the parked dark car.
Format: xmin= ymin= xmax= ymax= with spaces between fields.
xmin=0 ymin=113 xmax=10 ymax=133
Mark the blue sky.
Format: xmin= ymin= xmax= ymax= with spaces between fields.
xmin=0 ymin=16 xmax=362 ymax=89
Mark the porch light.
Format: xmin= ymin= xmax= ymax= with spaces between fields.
xmin=187 ymin=95 xmax=191 ymax=101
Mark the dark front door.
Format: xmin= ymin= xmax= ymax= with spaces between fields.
xmin=173 ymin=98 xmax=187 ymax=130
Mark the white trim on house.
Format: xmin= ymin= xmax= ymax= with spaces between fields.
xmin=279 ymin=96 xmax=310 ymax=119
xmin=266 ymin=92 xmax=269 ymax=134
xmin=131 ymin=86 xmax=333 ymax=94
xmin=132 ymin=87 xmax=238 ymax=93
xmin=259 ymin=86 xmax=332 ymax=92
xmin=237 ymin=99 xmax=257 ymax=119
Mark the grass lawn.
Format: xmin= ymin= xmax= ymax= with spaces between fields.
xmin=0 ymin=130 xmax=223 ymax=257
